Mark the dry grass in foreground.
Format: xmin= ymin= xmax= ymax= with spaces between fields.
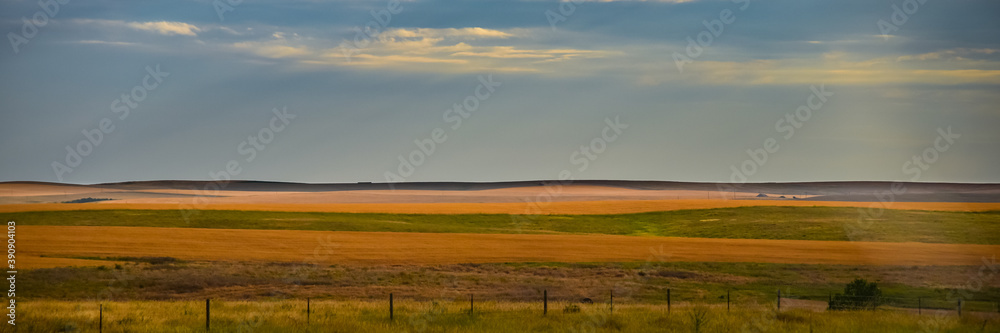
xmin=20 ymin=226 xmax=1000 ymax=269
xmin=22 ymin=260 xmax=1000 ymax=307
xmin=11 ymin=300 xmax=998 ymax=333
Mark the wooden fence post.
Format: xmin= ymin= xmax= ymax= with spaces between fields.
xmin=918 ymin=297 xmax=921 ymax=315
xmin=307 ymin=298 xmax=311 ymax=326
xmin=777 ymin=290 xmax=781 ymax=312
xmin=470 ymin=294 xmax=474 ymax=316
xmin=610 ymin=289 xmax=614 ymax=314
xmin=957 ymin=299 xmax=962 ymax=317
xmin=543 ymin=289 xmax=548 ymax=316
xmin=667 ymin=289 xmax=671 ymax=314
xmin=727 ymin=290 xmax=730 ymax=312
xmin=99 ymin=304 xmax=103 ymax=333
xmin=389 ymin=293 xmax=394 ymax=321
xmin=206 ymin=298 xmax=210 ymax=331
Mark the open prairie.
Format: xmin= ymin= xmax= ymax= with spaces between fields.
xmin=7 ymin=0 xmax=1000 ymax=330
xmin=7 ymin=182 xmax=1000 ymax=331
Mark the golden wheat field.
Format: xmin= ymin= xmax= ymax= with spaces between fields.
xmin=19 ymin=225 xmax=1000 ymax=269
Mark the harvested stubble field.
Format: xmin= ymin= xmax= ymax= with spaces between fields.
xmin=19 ymin=225 xmax=1000 ymax=269
xmin=13 ymin=206 xmax=1000 ymax=268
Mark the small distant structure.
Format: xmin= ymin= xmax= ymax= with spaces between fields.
xmin=62 ymin=197 xmax=113 ymax=204
xmin=756 ymin=193 xmax=769 ymax=198
xmin=357 ymin=181 xmax=372 ymax=184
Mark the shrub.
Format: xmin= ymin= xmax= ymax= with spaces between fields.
xmin=563 ymin=304 xmax=581 ymax=313
xmin=688 ymin=306 xmax=711 ymax=333
xmin=600 ymin=318 xmax=624 ymax=330
xmin=58 ymin=321 xmax=78 ymax=332
xmin=776 ymin=311 xmax=808 ymax=323
xmin=829 ymin=278 xmax=882 ymax=310
xmin=62 ymin=197 xmax=112 ymax=204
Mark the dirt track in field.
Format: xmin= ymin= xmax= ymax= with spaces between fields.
xmin=4 ymin=200 xmax=1000 ymax=215
xmin=20 ymin=226 xmax=1000 ymax=269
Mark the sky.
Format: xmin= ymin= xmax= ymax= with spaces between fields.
xmin=0 ymin=0 xmax=998 ymax=184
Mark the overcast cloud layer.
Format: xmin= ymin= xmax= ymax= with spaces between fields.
xmin=1 ymin=0 xmax=998 ymax=184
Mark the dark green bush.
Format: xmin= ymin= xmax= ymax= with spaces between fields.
xmin=563 ymin=304 xmax=581 ymax=313
xmin=829 ymin=278 xmax=882 ymax=310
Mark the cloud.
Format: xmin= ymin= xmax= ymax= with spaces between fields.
xmin=219 ymin=27 xmax=241 ymax=35
xmin=896 ymin=48 xmax=999 ymax=62
xmin=64 ymin=16 xmax=1000 ymax=85
xmin=212 ymin=27 xmax=612 ymax=74
xmin=73 ymin=19 xmax=203 ymax=37
xmin=73 ymin=40 xmax=140 ymax=47
xmin=451 ymin=46 xmax=603 ymax=60
xmin=232 ymin=41 xmax=310 ymax=58
xmin=126 ymin=21 xmax=201 ymax=36
xmin=346 ymin=54 xmax=468 ymax=65
xmin=341 ymin=28 xmax=611 ymax=71
xmin=668 ymin=55 xmax=1000 ymax=86
xmin=384 ymin=27 xmax=514 ymax=39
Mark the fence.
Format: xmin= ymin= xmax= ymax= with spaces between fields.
xmin=786 ymin=293 xmax=998 ymax=314
xmin=88 ymin=289 xmax=999 ymax=332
